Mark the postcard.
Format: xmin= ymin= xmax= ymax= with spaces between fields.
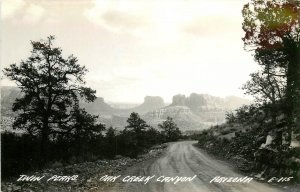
xmin=1 ymin=0 xmax=300 ymax=191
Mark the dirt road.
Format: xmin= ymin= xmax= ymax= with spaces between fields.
xmin=105 ymin=141 xmax=282 ymax=192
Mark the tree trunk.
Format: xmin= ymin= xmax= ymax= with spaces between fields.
xmin=284 ymin=37 xmax=300 ymax=144
xmin=40 ymin=119 xmax=50 ymax=167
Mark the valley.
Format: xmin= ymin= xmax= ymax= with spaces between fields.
xmin=1 ymin=86 xmax=251 ymax=133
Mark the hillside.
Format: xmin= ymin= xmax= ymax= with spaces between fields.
xmin=143 ymin=93 xmax=251 ymax=132
xmin=143 ymin=106 xmax=208 ymax=131
xmin=1 ymin=87 xmax=250 ymax=132
xmin=1 ymin=86 xmax=165 ymax=116
xmin=1 ymin=86 xmax=23 ymax=116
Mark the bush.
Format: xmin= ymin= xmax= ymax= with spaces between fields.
xmin=1 ymin=132 xmax=40 ymax=179
xmin=2 ymin=113 xmax=181 ymax=180
xmin=1 ymin=131 xmax=106 ymax=180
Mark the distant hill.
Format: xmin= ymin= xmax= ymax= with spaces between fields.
xmin=171 ymin=93 xmax=251 ymax=111
xmin=1 ymin=87 xmax=251 ymax=132
xmin=143 ymin=93 xmax=252 ymax=132
xmin=81 ymin=95 xmax=165 ymax=117
xmin=0 ymin=87 xmax=166 ymax=130
xmin=143 ymin=106 xmax=209 ymax=131
xmin=130 ymin=96 xmax=165 ymax=114
xmin=1 ymin=86 xmax=22 ymax=116
xmin=1 ymin=86 xmax=165 ymax=115
xmin=80 ymin=97 xmax=117 ymax=115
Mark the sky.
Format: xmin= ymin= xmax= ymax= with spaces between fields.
xmin=1 ymin=0 xmax=258 ymax=103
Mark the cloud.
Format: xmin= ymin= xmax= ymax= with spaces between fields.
xmin=83 ymin=1 xmax=188 ymax=46
xmin=84 ymin=0 xmax=150 ymax=35
xmin=100 ymin=10 xmax=149 ymax=34
xmin=183 ymin=16 xmax=240 ymax=37
xmin=1 ymin=0 xmax=25 ymax=19
xmin=84 ymin=0 xmax=245 ymax=45
xmin=1 ymin=0 xmax=253 ymax=102
xmin=22 ymin=4 xmax=46 ymax=24
xmin=2 ymin=0 xmax=46 ymax=24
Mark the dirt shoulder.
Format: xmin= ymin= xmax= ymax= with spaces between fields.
xmin=193 ymin=143 xmax=300 ymax=192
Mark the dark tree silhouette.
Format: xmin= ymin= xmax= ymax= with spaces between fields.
xmin=242 ymin=71 xmax=285 ymax=104
xmin=242 ymin=71 xmax=285 ymax=127
xmin=105 ymin=127 xmax=117 ymax=159
xmin=125 ymin=112 xmax=149 ymax=133
xmin=145 ymin=126 xmax=163 ymax=146
xmin=3 ymin=36 xmax=97 ymax=162
xmin=69 ymin=105 xmax=105 ymax=159
xmin=124 ymin=112 xmax=150 ymax=157
xmin=242 ymin=0 xmax=300 ymax=143
xmin=158 ymin=117 xmax=182 ymax=142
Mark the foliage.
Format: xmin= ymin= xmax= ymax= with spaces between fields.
xmin=1 ymin=109 xmax=176 ymax=179
xmin=125 ymin=112 xmax=149 ymax=133
xmin=3 ymin=36 xmax=96 ymax=136
xmin=105 ymin=127 xmax=117 ymax=159
xmin=3 ymin=36 xmax=100 ymax=164
xmin=1 ymin=132 xmax=40 ymax=179
xmin=242 ymin=71 xmax=285 ymax=104
xmin=240 ymin=1 xmax=300 ymax=177
xmin=120 ymin=112 xmax=165 ymax=157
xmin=198 ymin=100 xmax=300 ymax=179
xmin=1 ymin=36 xmax=182 ymax=179
xmin=144 ymin=127 xmax=164 ymax=147
xmin=64 ymin=106 xmax=106 ymax=160
xmin=242 ymin=0 xmax=300 ymax=142
xmin=158 ymin=117 xmax=182 ymax=142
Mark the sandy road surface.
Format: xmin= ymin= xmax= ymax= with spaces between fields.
xmin=104 ymin=141 xmax=284 ymax=192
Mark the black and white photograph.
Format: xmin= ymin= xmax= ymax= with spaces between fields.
xmin=1 ymin=0 xmax=300 ymax=191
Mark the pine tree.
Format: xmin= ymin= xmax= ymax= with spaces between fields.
xmin=3 ymin=36 xmax=97 ymax=163
xmin=158 ymin=117 xmax=182 ymax=142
